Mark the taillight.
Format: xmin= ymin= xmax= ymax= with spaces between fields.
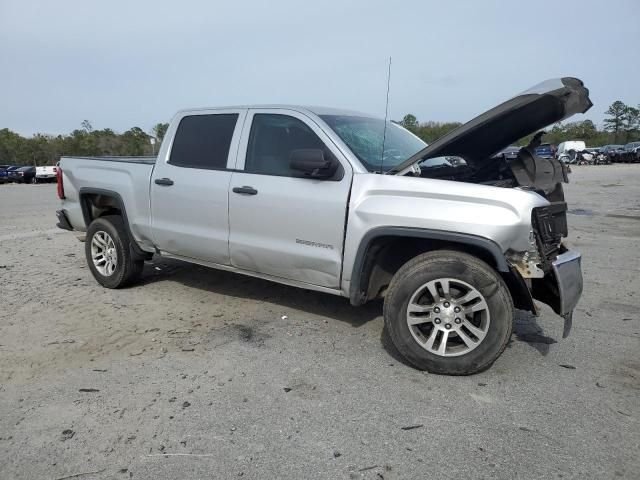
xmin=56 ymin=166 xmax=65 ymax=199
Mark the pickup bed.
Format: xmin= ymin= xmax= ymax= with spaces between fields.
xmin=57 ymin=78 xmax=589 ymax=374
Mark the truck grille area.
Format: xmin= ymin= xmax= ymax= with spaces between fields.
xmin=532 ymin=203 xmax=568 ymax=268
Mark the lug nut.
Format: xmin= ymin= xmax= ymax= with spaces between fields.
xmin=455 ymin=318 xmax=462 ymax=324
xmin=445 ymin=324 xmax=452 ymax=329
xmin=443 ymin=302 xmax=450 ymax=308
xmin=454 ymin=306 xmax=461 ymax=313
xmin=434 ymin=318 xmax=441 ymax=324
xmin=433 ymin=307 xmax=440 ymax=313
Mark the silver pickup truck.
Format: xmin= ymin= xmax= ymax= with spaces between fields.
xmin=56 ymin=78 xmax=589 ymax=375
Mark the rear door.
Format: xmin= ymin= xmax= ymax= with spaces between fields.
xmin=150 ymin=109 xmax=247 ymax=264
xmin=228 ymin=109 xmax=352 ymax=288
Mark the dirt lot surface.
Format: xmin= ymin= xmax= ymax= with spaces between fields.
xmin=1 ymin=165 xmax=639 ymax=479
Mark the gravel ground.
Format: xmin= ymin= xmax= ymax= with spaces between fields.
xmin=1 ymin=165 xmax=638 ymax=480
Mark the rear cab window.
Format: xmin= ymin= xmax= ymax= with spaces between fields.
xmin=169 ymin=114 xmax=239 ymax=170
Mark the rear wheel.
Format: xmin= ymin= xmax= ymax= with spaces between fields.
xmin=85 ymin=215 xmax=144 ymax=288
xmin=384 ymin=250 xmax=513 ymax=375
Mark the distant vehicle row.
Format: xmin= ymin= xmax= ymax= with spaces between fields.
xmin=0 ymin=165 xmax=59 ymax=184
xmin=601 ymin=142 xmax=640 ymax=163
xmin=529 ymin=141 xmax=640 ymax=164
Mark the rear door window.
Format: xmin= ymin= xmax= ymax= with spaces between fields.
xmin=169 ymin=114 xmax=239 ymax=170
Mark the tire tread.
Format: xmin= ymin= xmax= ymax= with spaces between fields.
xmin=85 ymin=215 xmax=144 ymax=288
xmin=383 ymin=249 xmax=513 ymax=375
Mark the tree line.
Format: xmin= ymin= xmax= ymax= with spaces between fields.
xmin=0 ymin=122 xmax=169 ymax=166
xmin=399 ymin=100 xmax=640 ymax=148
xmin=1 ymin=100 xmax=638 ymax=166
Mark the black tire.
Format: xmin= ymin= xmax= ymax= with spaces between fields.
xmin=85 ymin=215 xmax=144 ymax=288
xmin=383 ymin=250 xmax=513 ymax=375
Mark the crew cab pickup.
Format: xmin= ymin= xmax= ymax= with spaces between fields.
xmin=56 ymin=77 xmax=589 ymax=375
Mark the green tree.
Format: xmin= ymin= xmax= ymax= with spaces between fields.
xmin=400 ymin=114 xmax=419 ymax=132
xmin=622 ymin=106 xmax=640 ymax=142
xmin=603 ymin=101 xmax=627 ymax=142
xmin=563 ymin=120 xmax=598 ymax=141
xmin=0 ymin=128 xmax=26 ymax=163
xmin=414 ymin=121 xmax=462 ymax=143
xmin=121 ymin=127 xmax=150 ymax=155
xmin=152 ymin=123 xmax=169 ymax=142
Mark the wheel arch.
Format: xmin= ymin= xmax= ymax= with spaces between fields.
xmin=348 ymin=227 xmax=536 ymax=313
xmin=78 ymin=187 xmax=150 ymax=259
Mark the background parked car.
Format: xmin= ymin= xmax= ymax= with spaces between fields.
xmin=557 ymin=141 xmax=586 ymax=163
xmin=600 ymin=144 xmax=625 ymax=163
xmin=8 ymin=166 xmax=37 ymax=183
xmin=5 ymin=166 xmax=23 ymax=182
xmin=0 ymin=164 xmax=11 ymax=184
xmin=493 ymin=145 xmax=520 ymax=160
xmin=620 ymin=141 xmax=640 ymax=163
xmin=586 ymin=147 xmax=610 ymax=164
xmin=35 ymin=165 xmax=58 ymax=183
xmin=534 ymin=143 xmax=554 ymax=158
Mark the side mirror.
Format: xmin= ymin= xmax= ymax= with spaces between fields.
xmin=289 ymin=149 xmax=338 ymax=179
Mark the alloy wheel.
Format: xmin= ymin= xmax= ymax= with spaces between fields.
xmin=406 ymin=278 xmax=490 ymax=357
xmin=91 ymin=231 xmax=118 ymax=276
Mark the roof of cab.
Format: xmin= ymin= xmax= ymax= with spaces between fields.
xmin=175 ymin=105 xmax=376 ymax=118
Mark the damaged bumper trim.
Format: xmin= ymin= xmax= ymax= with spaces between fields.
xmin=529 ymin=248 xmax=583 ymax=337
xmin=552 ymin=250 xmax=583 ymax=317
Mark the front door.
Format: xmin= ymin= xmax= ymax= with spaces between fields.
xmin=150 ymin=109 xmax=246 ymax=264
xmin=228 ymin=109 xmax=352 ymax=288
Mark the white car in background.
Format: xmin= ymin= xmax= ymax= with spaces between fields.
xmin=557 ymin=141 xmax=589 ymax=163
xmin=35 ymin=165 xmax=58 ymax=183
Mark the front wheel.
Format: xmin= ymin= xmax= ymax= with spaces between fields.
xmin=85 ymin=215 xmax=144 ymax=288
xmin=384 ymin=250 xmax=513 ymax=375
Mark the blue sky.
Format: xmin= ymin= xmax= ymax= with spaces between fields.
xmin=1 ymin=0 xmax=638 ymax=135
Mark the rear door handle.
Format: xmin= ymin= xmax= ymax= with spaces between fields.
xmin=154 ymin=178 xmax=174 ymax=186
xmin=232 ymin=186 xmax=258 ymax=195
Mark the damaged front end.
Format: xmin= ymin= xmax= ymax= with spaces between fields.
xmin=530 ymin=202 xmax=583 ymax=336
xmin=507 ymin=202 xmax=583 ymax=337
xmin=388 ymin=77 xmax=591 ymax=335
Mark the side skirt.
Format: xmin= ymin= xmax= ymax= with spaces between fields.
xmin=159 ymin=252 xmax=347 ymax=298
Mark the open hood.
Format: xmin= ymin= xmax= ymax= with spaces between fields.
xmin=388 ymin=77 xmax=592 ymax=175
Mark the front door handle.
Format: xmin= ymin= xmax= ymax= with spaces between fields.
xmin=155 ymin=177 xmax=174 ymax=186
xmin=232 ymin=186 xmax=258 ymax=195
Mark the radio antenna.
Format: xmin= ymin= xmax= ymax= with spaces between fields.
xmin=379 ymin=56 xmax=392 ymax=174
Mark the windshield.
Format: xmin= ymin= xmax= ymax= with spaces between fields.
xmin=320 ymin=115 xmax=426 ymax=172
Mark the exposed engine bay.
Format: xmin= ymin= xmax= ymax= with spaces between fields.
xmin=389 ymin=77 xmax=591 ymax=207
xmin=413 ymin=131 xmax=570 ymax=273
xmin=413 ymin=131 xmax=568 ymax=200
